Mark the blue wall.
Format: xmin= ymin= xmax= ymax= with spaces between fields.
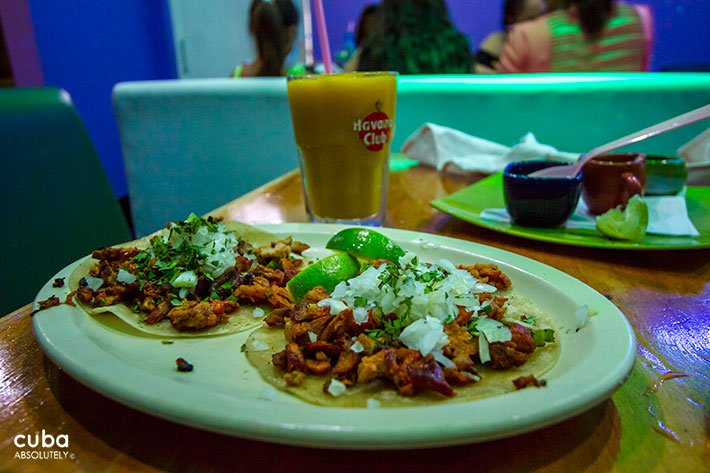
xmin=28 ymin=0 xmax=177 ymax=198
xmin=649 ymin=0 xmax=710 ymax=71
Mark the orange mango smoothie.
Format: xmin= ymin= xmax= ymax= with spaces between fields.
xmin=287 ymin=72 xmax=397 ymax=222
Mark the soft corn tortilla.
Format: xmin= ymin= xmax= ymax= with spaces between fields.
xmin=69 ymin=220 xmax=279 ymax=338
xmin=245 ymin=291 xmax=560 ymax=407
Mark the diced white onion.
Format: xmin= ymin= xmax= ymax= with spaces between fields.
xmin=172 ymin=270 xmax=197 ymax=288
xmin=351 ymin=341 xmax=364 ymax=353
xmin=418 ymin=239 xmax=439 ymax=249
xmin=433 ymin=349 xmax=456 ymax=369
xmin=398 ymin=316 xmax=449 ymax=356
xmin=477 ymin=318 xmax=512 ymax=343
xmin=317 ymin=298 xmax=348 ymax=316
xmin=307 ymin=331 xmax=317 ymax=342
xmin=250 ymin=340 xmax=269 ymax=351
xmin=301 ymin=247 xmax=336 ymax=262
xmin=479 ymin=332 xmax=490 ymax=364
xmin=506 ymin=317 xmax=534 ymax=329
xmin=353 ymin=307 xmax=369 ymax=324
xmin=117 ymin=269 xmax=136 ymax=284
xmin=467 ymin=372 xmax=482 ymax=382
xmin=84 ymin=276 xmax=104 ymax=291
xmin=327 ymin=379 xmax=347 ymax=397
xmin=398 ymin=250 xmax=417 ymax=267
xmin=252 ymin=307 xmax=265 ymax=318
xmin=575 ymin=305 xmax=589 ymax=330
xmin=258 ymin=387 xmax=278 ymax=401
xmin=473 ymin=282 xmax=498 ymax=293
xmin=367 ymin=398 xmax=381 ymax=409
xmin=435 ymin=259 xmax=459 ymax=274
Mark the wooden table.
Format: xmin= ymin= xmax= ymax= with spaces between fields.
xmin=2 ymin=166 xmax=708 ymax=472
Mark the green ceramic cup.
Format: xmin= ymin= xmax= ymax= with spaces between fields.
xmin=644 ymin=155 xmax=687 ymax=195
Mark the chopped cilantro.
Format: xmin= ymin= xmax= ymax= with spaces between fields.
xmin=417 ymin=269 xmax=443 ymax=284
xmin=130 ymin=214 xmax=232 ymax=288
xmin=366 ymin=315 xmax=404 ymax=342
xmin=377 ymin=265 xmax=400 ymax=289
xmin=354 ymin=296 xmax=368 ymax=308
xmin=467 ymin=316 xmax=480 ymax=335
xmin=532 ymin=328 xmax=555 ymax=346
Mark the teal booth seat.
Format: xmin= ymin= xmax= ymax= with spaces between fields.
xmin=0 ymin=88 xmax=132 ymax=315
xmin=113 ymin=73 xmax=710 ymax=237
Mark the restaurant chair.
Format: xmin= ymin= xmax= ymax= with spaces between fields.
xmin=112 ymin=78 xmax=298 ymax=237
xmin=0 ymin=87 xmax=132 ymax=315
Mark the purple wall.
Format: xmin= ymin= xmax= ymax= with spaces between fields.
xmin=0 ymin=0 xmax=43 ymax=85
xmin=316 ymin=0 xmax=710 ymax=72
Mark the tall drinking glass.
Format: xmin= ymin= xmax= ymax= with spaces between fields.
xmin=287 ymin=72 xmax=397 ymax=225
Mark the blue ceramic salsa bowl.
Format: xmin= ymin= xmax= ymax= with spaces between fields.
xmin=503 ymin=160 xmax=583 ymax=228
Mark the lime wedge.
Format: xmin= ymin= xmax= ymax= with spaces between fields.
xmin=326 ymin=228 xmax=405 ymax=262
xmin=287 ymin=252 xmax=360 ymax=301
xmin=595 ymin=195 xmax=648 ymax=242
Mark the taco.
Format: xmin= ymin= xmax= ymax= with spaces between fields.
xmin=69 ymin=214 xmax=309 ymax=337
xmin=244 ymin=254 xmax=560 ymax=407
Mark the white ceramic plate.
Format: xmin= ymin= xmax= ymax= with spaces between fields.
xmin=32 ymin=224 xmax=636 ymax=449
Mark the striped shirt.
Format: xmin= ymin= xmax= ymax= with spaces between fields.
xmin=498 ymin=3 xmax=653 ymax=73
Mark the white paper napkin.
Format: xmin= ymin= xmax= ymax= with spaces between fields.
xmin=678 ymin=127 xmax=710 ymax=164
xmin=679 ymin=127 xmax=710 ymax=186
xmin=401 ymin=123 xmax=580 ymax=175
xmin=480 ymin=193 xmax=700 ymax=237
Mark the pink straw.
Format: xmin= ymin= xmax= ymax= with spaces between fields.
xmin=312 ymin=0 xmax=333 ymax=73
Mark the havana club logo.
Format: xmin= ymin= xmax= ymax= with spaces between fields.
xmin=352 ymin=101 xmax=393 ymax=151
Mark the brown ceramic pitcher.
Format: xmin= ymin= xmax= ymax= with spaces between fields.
xmin=581 ymin=153 xmax=646 ymax=215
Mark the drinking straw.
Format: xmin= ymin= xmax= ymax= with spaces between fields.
xmin=312 ymin=0 xmax=334 ymax=73
xmin=301 ymin=0 xmax=314 ymax=68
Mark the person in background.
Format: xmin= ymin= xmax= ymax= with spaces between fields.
xmin=231 ymin=0 xmax=300 ymax=77
xmin=343 ymin=3 xmax=381 ymax=72
xmin=474 ymin=0 xmax=547 ymax=74
xmin=498 ymin=0 xmax=653 ymax=73
xmin=545 ymin=0 xmax=565 ymax=10
xmin=355 ymin=0 xmax=471 ymax=74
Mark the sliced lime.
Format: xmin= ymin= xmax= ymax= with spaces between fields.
xmin=286 ymin=252 xmax=360 ymax=301
xmin=595 ymin=195 xmax=648 ymax=242
xmin=326 ymin=228 xmax=405 ymax=262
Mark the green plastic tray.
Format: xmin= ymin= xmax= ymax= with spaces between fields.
xmin=431 ymin=173 xmax=710 ymax=250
